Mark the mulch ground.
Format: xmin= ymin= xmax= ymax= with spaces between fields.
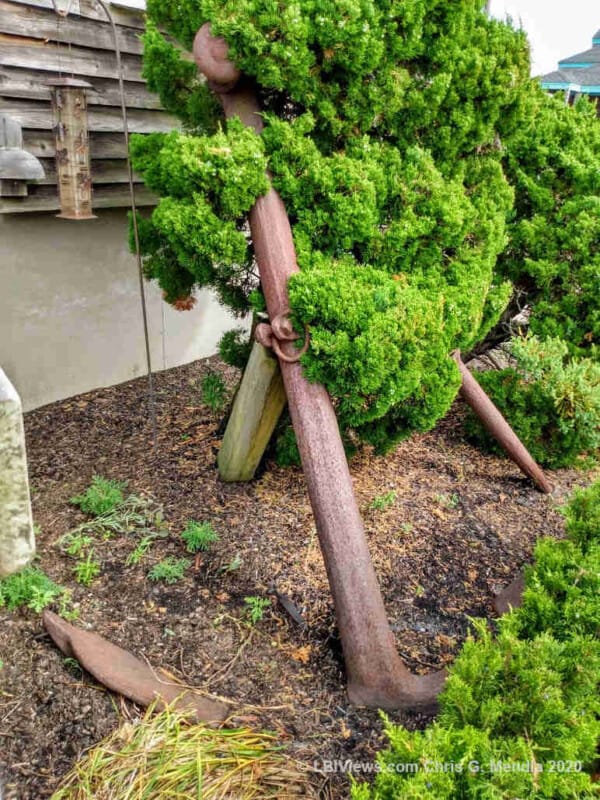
xmin=0 ymin=356 xmax=597 ymax=799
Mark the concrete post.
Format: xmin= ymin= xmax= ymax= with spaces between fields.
xmin=0 ymin=368 xmax=35 ymax=577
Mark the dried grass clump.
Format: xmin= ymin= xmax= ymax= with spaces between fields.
xmin=51 ymin=704 xmax=315 ymax=799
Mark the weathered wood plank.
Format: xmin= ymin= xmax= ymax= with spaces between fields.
xmin=218 ymin=341 xmax=287 ymax=482
xmin=37 ymin=157 xmax=142 ymax=184
xmin=14 ymin=0 xmax=146 ymax=29
xmin=0 ymin=0 xmax=144 ymax=54
xmin=0 ymin=181 xmax=157 ymax=212
xmin=0 ymin=66 xmax=161 ymax=109
xmin=24 ymin=129 xmax=130 ymax=158
xmin=0 ymin=37 xmax=144 ymax=82
xmin=0 ymin=99 xmax=176 ymax=133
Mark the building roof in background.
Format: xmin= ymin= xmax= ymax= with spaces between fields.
xmin=541 ymin=27 xmax=600 ymax=95
xmin=558 ymin=47 xmax=600 ymax=68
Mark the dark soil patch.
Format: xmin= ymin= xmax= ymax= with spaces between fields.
xmin=1 ymin=357 xmax=597 ymax=799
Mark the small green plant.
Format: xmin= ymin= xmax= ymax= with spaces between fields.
xmin=220 ymin=554 xmax=243 ymax=573
xmin=181 ymin=521 xmax=220 ymax=553
xmin=57 ymin=589 xmax=79 ymax=621
xmin=243 ymin=596 xmax=271 ymax=625
xmin=400 ymin=522 xmax=413 ymax=534
xmin=148 ymin=558 xmax=190 ymax=584
xmin=370 ymin=490 xmax=397 ymax=511
xmin=63 ymin=657 xmax=82 ymax=675
xmin=73 ymin=551 xmax=101 ymax=586
xmin=59 ymin=531 xmax=93 ymax=558
xmin=435 ymin=492 xmax=460 ymax=509
xmin=65 ymin=493 xmax=165 ymax=541
xmin=70 ymin=476 xmax=125 ymax=516
xmin=126 ymin=535 xmax=159 ymax=566
xmin=200 ymin=370 xmax=227 ymax=413
xmin=0 ymin=566 xmax=66 ymax=613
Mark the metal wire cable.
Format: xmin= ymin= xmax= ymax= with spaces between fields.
xmin=50 ymin=0 xmax=158 ymax=448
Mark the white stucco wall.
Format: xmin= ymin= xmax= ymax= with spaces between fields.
xmin=0 ymin=209 xmax=246 ymax=411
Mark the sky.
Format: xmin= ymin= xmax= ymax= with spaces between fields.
xmin=489 ymin=0 xmax=599 ymax=76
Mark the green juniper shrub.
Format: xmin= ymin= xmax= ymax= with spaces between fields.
xmin=497 ymin=90 xmax=600 ymax=358
xmin=181 ymin=520 xmax=219 ymax=553
xmin=133 ymin=0 xmax=532 ymax=453
xmin=563 ymin=479 xmax=600 ymax=550
xmin=504 ymin=482 xmax=600 ymax=642
xmin=218 ymin=327 xmax=252 ymax=370
xmin=70 ymin=476 xmax=125 ymax=516
xmin=352 ymin=480 xmax=600 ymax=799
xmin=274 ymin=415 xmax=358 ymax=468
xmin=466 ymin=336 xmax=600 ymax=468
xmin=274 ymin=423 xmax=301 ymax=468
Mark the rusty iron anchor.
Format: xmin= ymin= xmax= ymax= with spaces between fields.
xmin=194 ymin=23 xmax=446 ymax=711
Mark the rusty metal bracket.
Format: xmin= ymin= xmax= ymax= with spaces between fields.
xmin=254 ymin=310 xmax=310 ymax=363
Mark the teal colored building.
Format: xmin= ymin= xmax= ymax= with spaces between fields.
xmin=540 ymin=28 xmax=600 ymax=109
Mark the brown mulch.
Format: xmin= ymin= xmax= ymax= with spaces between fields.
xmin=0 ymin=356 xmax=596 ymax=799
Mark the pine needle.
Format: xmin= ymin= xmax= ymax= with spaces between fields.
xmin=51 ymin=703 xmax=316 ymax=799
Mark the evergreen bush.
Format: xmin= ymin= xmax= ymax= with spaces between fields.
xmin=466 ymin=336 xmax=600 ymax=468
xmin=131 ymin=0 xmax=532 ymax=452
xmin=497 ymin=91 xmax=600 ymax=359
xmin=352 ymin=481 xmax=600 ymax=799
xmin=218 ymin=327 xmax=252 ymax=370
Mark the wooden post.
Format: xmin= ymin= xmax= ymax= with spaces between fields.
xmin=218 ymin=341 xmax=286 ymax=481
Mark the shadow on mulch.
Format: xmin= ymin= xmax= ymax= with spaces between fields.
xmin=0 ymin=356 xmax=596 ymax=799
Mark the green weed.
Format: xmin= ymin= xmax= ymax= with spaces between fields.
xmin=73 ymin=552 xmax=101 ymax=586
xmin=126 ymin=534 xmax=159 ymax=566
xmin=201 ymin=371 xmax=227 ymax=413
xmin=59 ymin=531 xmax=93 ymax=558
xmin=243 ymin=596 xmax=271 ymax=625
xmin=436 ymin=492 xmax=460 ymax=509
xmin=0 ymin=566 xmax=66 ymax=613
xmin=148 ymin=558 xmax=190 ymax=585
xmin=70 ymin=476 xmax=125 ymax=516
xmin=181 ymin=521 xmax=220 ymax=553
xmin=370 ymin=490 xmax=397 ymax=511
xmin=220 ymin=554 xmax=243 ymax=573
